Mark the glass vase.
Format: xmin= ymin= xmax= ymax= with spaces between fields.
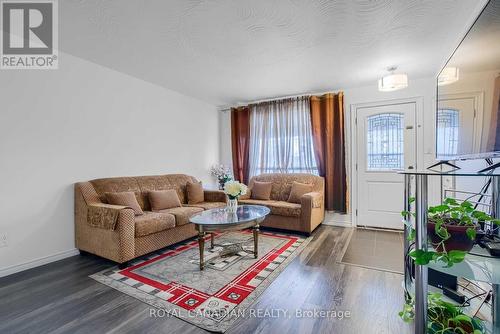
xmin=227 ymin=198 xmax=238 ymax=213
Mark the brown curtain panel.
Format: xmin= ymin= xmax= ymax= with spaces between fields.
xmin=310 ymin=92 xmax=347 ymax=212
xmin=231 ymin=106 xmax=251 ymax=184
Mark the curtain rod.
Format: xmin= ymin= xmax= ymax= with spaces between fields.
xmin=217 ymin=89 xmax=340 ymax=112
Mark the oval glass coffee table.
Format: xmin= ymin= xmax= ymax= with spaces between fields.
xmin=189 ymin=205 xmax=270 ymax=270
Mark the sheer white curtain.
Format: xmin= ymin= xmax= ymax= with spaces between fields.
xmin=248 ymin=96 xmax=318 ymax=177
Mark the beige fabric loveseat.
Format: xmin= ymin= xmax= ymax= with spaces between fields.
xmin=239 ymin=173 xmax=325 ymax=234
xmin=75 ymin=174 xmax=226 ymax=265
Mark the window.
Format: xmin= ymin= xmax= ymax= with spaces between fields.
xmin=366 ymin=113 xmax=404 ymax=170
xmin=436 ymin=108 xmax=459 ymax=157
xmin=248 ymin=97 xmax=318 ymax=177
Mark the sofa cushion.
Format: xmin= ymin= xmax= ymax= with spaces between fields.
xmin=91 ymin=177 xmax=142 ymax=207
xmin=149 ymin=189 xmax=182 ymax=211
xmin=239 ymin=199 xmax=301 ymax=217
xmin=270 ymin=201 xmax=302 ymax=217
xmin=134 ymin=174 xmax=197 ymax=209
xmin=249 ymin=173 xmax=324 ymax=201
xmin=135 ymin=212 xmax=176 ymax=237
xmin=158 ymin=206 xmax=203 ymax=226
xmin=184 ymin=202 xmax=227 ymax=210
xmin=251 ymin=181 xmax=273 ymax=200
xmin=186 ymin=181 xmax=204 ymax=204
xmin=288 ymin=182 xmax=313 ymax=204
xmin=105 ymin=191 xmax=144 ymax=216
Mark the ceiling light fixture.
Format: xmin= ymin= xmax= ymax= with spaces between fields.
xmin=378 ymin=66 xmax=408 ymax=92
xmin=438 ymin=67 xmax=459 ymax=86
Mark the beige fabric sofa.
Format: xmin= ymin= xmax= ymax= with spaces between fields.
xmin=75 ymin=174 xmax=226 ymax=266
xmin=239 ymin=173 xmax=325 ymax=234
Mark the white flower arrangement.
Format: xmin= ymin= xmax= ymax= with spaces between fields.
xmin=210 ymin=164 xmax=231 ymax=180
xmin=223 ymin=180 xmax=248 ymax=200
xmin=210 ymin=164 xmax=233 ymax=190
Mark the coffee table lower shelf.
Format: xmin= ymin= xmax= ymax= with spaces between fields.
xmin=189 ymin=205 xmax=270 ymax=271
xmin=196 ymin=223 xmax=260 ymax=270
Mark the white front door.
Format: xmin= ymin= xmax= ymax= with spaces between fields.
xmin=356 ymin=102 xmax=417 ymax=230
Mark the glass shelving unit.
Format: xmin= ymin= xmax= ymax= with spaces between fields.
xmin=400 ymin=168 xmax=500 ymax=334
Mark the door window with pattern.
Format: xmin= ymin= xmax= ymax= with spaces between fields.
xmin=366 ymin=113 xmax=404 ymax=170
xmin=436 ymin=108 xmax=459 ymax=157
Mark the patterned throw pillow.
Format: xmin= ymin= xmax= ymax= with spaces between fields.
xmin=251 ymin=181 xmax=273 ymax=200
xmin=149 ymin=189 xmax=182 ymax=211
xmin=187 ymin=181 xmax=204 ymax=204
xmin=105 ymin=191 xmax=144 ymax=216
xmin=287 ymin=182 xmax=313 ymax=204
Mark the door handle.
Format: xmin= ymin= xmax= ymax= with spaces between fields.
xmin=408 ymin=166 xmax=414 ymax=169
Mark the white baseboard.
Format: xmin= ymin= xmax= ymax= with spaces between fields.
xmin=323 ymin=220 xmax=352 ymax=227
xmin=0 ymin=248 xmax=80 ymax=278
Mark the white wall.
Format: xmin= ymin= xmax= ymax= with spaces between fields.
xmin=0 ymin=52 xmax=219 ymax=276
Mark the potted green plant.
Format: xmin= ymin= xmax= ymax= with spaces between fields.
xmin=402 ymin=198 xmax=499 ymax=267
xmin=400 ymin=293 xmax=485 ymax=334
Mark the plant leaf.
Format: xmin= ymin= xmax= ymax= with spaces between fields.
xmin=448 ymin=250 xmax=466 ymax=263
xmin=401 ymin=210 xmax=411 ymax=217
xmin=444 ymin=198 xmax=459 ymax=206
xmin=432 ymin=204 xmax=449 ymax=212
xmin=435 ymin=224 xmax=450 ymax=240
xmin=409 ymin=249 xmax=428 ymax=264
xmin=466 ymin=227 xmax=477 ymax=240
xmin=453 ymin=314 xmax=473 ymax=323
xmin=461 ymin=200 xmax=473 ymax=208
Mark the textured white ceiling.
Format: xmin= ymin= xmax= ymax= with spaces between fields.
xmin=60 ymin=0 xmax=487 ymax=106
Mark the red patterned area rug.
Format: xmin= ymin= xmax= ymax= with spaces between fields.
xmin=91 ymin=230 xmax=311 ymax=332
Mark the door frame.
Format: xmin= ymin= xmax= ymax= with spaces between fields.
xmin=436 ymin=91 xmax=484 ymax=195
xmin=350 ymin=97 xmax=424 ymax=228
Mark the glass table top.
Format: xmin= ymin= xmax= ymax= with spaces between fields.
xmin=190 ymin=205 xmax=271 ymax=226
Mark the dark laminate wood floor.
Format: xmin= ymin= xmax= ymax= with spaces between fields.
xmin=0 ymin=226 xmax=412 ymax=334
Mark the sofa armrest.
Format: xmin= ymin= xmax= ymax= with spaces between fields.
xmin=300 ymin=192 xmax=323 ymax=209
xmin=87 ymin=203 xmax=134 ymax=230
xmin=204 ymin=190 xmax=227 ymax=203
xmin=75 ymin=185 xmax=136 ymax=263
xmin=300 ymin=192 xmax=325 ymax=233
xmin=87 ymin=203 xmax=136 ymax=262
